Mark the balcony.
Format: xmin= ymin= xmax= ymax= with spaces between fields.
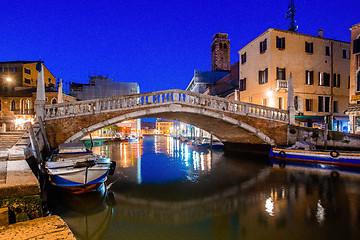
xmin=276 ymin=79 xmax=288 ymax=91
xmin=11 ymin=109 xmax=35 ymax=115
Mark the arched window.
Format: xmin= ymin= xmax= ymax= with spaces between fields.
xmin=20 ymin=99 xmax=25 ymax=111
xmin=219 ymin=43 xmax=222 ymax=48
xmin=51 ymin=98 xmax=58 ymax=104
xmin=357 ymin=72 xmax=360 ymax=92
xmin=224 ymin=43 xmax=227 ymax=49
xmin=25 ymin=99 xmax=30 ymax=110
xmin=10 ymin=99 xmax=16 ymax=111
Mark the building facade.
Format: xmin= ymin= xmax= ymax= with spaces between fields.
xmin=70 ymin=75 xmax=139 ymax=100
xmin=238 ymin=28 xmax=350 ymax=130
xmin=0 ymin=61 xmax=56 ymax=92
xmin=69 ymin=76 xmax=141 ymax=138
xmin=346 ymin=23 xmax=360 ymax=133
xmin=0 ymin=61 xmax=75 ymax=131
xmin=156 ymin=119 xmax=174 ymax=135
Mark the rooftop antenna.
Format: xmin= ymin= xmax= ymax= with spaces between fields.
xmin=286 ymin=0 xmax=298 ymax=32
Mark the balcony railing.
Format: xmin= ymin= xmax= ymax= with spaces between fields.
xmin=276 ymin=79 xmax=288 ymax=91
xmin=11 ymin=109 xmax=35 ymax=115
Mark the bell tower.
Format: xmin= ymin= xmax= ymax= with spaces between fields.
xmin=211 ymin=33 xmax=230 ymax=71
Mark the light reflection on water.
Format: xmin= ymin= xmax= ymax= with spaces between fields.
xmin=50 ymin=136 xmax=360 ymax=240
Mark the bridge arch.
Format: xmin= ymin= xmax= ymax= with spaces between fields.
xmin=65 ymin=104 xmax=275 ymax=144
xmin=43 ymin=89 xmax=289 ymax=148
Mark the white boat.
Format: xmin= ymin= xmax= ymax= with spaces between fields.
xmin=45 ymin=142 xmax=116 ymax=194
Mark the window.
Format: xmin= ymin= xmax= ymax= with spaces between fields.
xmin=333 ymin=101 xmax=338 ymax=113
xmin=357 ymin=73 xmax=360 ymax=92
xmin=48 ymin=78 xmax=51 ymax=83
xmin=325 ymin=46 xmax=331 ymax=56
xmin=305 ymin=42 xmax=313 ymax=53
xmin=305 ymin=70 xmax=314 ymax=85
xmin=3 ymin=67 xmax=8 ymax=72
xmin=276 ymin=36 xmax=285 ymax=49
xmin=0 ymin=100 xmax=1 ymax=111
xmin=278 ymin=97 xmax=283 ymax=109
xmin=24 ymin=68 xmax=31 ymax=75
xmin=319 ymin=72 xmax=330 ymax=86
xmin=219 ymin=43 xmax=222 ymax=48
xmin=12 ymin=67 xmax=17 ymax=72
xmin=353 ymin=38 xmax=360 ymax=54
xmin=10 ymin=99 xmax=16 ymax=111
xmin=318 ymin=96 xmax=330 ymax=112
xmin=224 ymin=43 xmax=227 ymax=49
xmin=294 ymin=96 xmax=299 ymax=111
xmin=305 ymin=99 xmax=312 ymax=112
xmin=333 ymin=74 xmax=340 ymax=87
xmin=262 ymin=98 xmax=267 ymax=106
xmin=241 ymin=53 xmax=247 ymax=64
xmin=25 ymin=78 xmax=31 ymax=84
xmin=342 ymin=49 xmax=348 ymax=59
xmin=260 ymin=39 xmax=267 ymax=53
xmin=239 ymin=78 xmax=246 ymax=91
xmin=258 ymin=68 xmax=268 ymax=84
xmin=276 ymin=67 xmax=286 ymax=80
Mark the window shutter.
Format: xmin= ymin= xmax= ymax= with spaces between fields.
xmin=354 ymin=39 xmax=360 ymax=54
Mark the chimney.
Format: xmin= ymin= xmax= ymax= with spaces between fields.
xmin=318 ymin=29 xmax=323 ymax=38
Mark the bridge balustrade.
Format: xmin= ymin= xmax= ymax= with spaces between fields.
xmin=43 ymin=89 xmax=289 ymax=123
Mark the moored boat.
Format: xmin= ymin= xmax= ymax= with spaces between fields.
xmin=45 ymin=142 xmax=116 ymax=194
xmin=270 ymin=141 xmax=360 ymax=168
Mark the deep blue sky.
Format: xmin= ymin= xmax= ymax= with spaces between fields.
xmin=0 ymin=0 xmax=358 ymax=93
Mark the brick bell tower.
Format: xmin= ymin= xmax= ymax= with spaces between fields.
xmin=211 ymin=33 xmax=230 ymax=71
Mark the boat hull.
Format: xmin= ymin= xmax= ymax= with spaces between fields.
xmin=270 ymin=145 xmax=360 ymax=168
xmin=48 ymin=167 xmax=110 ymax=194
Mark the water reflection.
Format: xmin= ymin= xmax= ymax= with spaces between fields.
xmin=51 ymin=136 xmax=360 ymax=240
xmin=49 ymin=184 xmax=113 ymax=240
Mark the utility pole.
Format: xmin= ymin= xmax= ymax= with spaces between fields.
xmin=286 ymin=0 xmax=298 ymax=32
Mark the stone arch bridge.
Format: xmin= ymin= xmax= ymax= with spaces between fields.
xmin=42 ymin=89 xmax=360 ymax=151
xmin=43 ymin=89 xmax=289 ymax=149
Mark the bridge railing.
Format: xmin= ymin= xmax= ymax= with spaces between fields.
xmin=44 ymin=89 xmax=289 ymax=122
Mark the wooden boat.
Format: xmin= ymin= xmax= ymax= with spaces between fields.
xmin=270 ymin=141 xmax=360 ymax=168
xmin=45 ymin=142 xmax=116 ymax=194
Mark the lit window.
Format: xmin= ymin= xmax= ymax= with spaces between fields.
xmin=305 ymin=70 xmax=314 ymax=85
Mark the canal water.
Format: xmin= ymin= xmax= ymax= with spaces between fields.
xmin=48 ymin=136 xmax=360 ymax=240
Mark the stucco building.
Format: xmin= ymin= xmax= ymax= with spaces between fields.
xmin=346 ymin=23 xmax=360 ymax=133
xmin=238 ymin=28 xmax=350 ymax=130
xmin=0 ymin=61 xmax=76 ymax=131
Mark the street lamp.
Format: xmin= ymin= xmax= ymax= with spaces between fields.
xmin=6 ymin=77 xmax=12 ymax=82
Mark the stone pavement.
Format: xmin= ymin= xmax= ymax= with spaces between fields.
xmin=0 ymin=215 xmax=76 ymax=239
